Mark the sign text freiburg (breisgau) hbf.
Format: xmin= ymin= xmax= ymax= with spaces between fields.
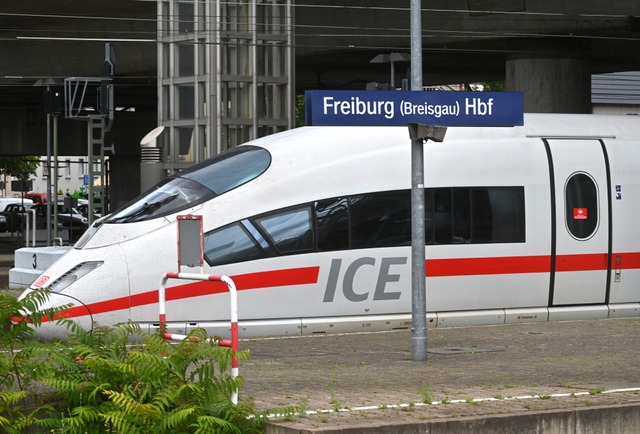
xmin=305 ymin=90 xmax=523 ymax=127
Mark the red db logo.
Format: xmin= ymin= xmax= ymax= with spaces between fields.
xmin=573 ymin=208 xmax=588 ymax=220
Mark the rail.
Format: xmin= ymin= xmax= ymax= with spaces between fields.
xmin=158 ymin=271 xmax=239 ymax=405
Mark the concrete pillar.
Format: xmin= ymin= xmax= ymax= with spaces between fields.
xmin=506 ymin=40 xmax=591 ymax=114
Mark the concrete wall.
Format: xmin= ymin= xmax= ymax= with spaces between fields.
xmin=507 ymin=57 xmax=592 ymax=114
xmin=265 ymin=402 xmax=640 ymax=434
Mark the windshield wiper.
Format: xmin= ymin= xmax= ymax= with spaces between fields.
xmin=114 ymin=194 xmax=179 ymax=223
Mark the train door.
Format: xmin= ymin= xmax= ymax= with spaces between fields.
xmin=546 ymin=139 xmax=611 ymax=305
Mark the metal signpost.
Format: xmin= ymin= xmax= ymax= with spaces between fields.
xmin=305 ymin=89 xmax=523 ymax=362
xmin=305 ymin=0 xmax=522 ymax=363
xmin=409 ymin=0 xmax=427 ymax=361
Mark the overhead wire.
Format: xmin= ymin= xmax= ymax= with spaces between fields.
xmin=0 ymin=2 xmax=636 ymax=44
xmin=0 ymin=1 xmax=638 ymax=87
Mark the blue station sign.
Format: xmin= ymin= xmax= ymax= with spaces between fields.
xmin=305 ymin=90 xmax=524 ymax=127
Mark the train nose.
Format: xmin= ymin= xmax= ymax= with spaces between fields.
xmin=30 ymin=291 xmax=96 ymax=340
xmin=25 ymin=246 xmax=130 ymax=340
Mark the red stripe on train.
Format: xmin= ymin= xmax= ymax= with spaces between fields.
xmin=427 ymin=255 xmax=551 ymax=277
xmin=52 ymin=253 xmax=640 ymax=320
xmin=427 ymin=252 xmax=640 ymax=276
xmin=618 ymin=252 xmax=640 ymax=269
xmin=59 ymin=266 xmax=321 ymax=319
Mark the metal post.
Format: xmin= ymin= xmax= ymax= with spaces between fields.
xmin=46 ymin=107 xmax=52 ymax=246
xmin=410 ymin=0 xmax=427 ymax=361
xmin=53 ymin=115 xmax=59 ymax=240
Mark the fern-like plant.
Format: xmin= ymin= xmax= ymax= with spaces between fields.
xmin=43 ymin=322 xmax=281 ymax=433
xmin=0 ymin=288 xmax=72 ymax=433
xmin=0 ymin=289 xmax=297 ymax=433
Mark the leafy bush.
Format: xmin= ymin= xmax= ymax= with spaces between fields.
xmin=0 ymin=289 xmax=69 ymax=433
xmin=0 ymin=288 xmax=295 ymax=433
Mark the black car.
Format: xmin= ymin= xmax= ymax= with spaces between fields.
xmin=30 ymin=204 xmax=88 ymax=232
xmin=0 ymin=203 xmax=32 ymax=232
xmin=77 ymin=203 xmax=102 ymax=220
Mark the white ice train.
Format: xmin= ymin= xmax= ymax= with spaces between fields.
xmin=20 ymin=113 xmax=640 ymax=338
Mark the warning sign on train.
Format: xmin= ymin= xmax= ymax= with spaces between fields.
xmin=305 ymin=90 xmax=523 ymax=127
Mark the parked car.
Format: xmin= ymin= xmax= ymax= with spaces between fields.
xmin=0 ymin=198 xmax=33 ymax=212
xmin=77 ymin=203 xmax=102 ymax=220
xmin=0 ymin=214 xmax=7 ymax=233
xmin=30 ymin=203 xmax=88 ymax=233
xmin=0 ymin=203 xmax=33 ymax=232
xmin=23 ymin=193 xmax=66 ymax=204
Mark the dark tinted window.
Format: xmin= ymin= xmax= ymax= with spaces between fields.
xmin=203 ymin=187 xmax=525 ymax=266
xmin=453 ymin=188 xmax=471 ymax=243
xmin=106 ymin=146 xmax=270 ymax=224
xmin=316 ymin=197 xmax=349 ymax=251
xmin=350 ymin=190 xmax=411 ymax=248
xmin=182 ymin=146 xmax=271 ymax=195
xmin=427 ymin=187 xmax=524 ymax=244
xmin=254 ymin=207 xmax=313 ymax=253
xmin=476 ymin=187 xmax=525 ymax=243
xmin=432 ymin=188 xmax=452 ymax=244
xmin=203 ymin=223 xmax=264 ymax=266
xmin=565 ymin=173 xmax=598 ymax=239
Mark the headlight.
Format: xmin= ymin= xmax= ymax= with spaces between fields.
xmin=48 ymin=261 xmax=104 ymax=292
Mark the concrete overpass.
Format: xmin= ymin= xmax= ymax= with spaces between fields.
xmin=1 ymin=1 xmax=639 ymax=204
xmin=2 ymin=1 xmax=639 ymax=151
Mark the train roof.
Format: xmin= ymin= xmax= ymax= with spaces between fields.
xmin=218 ymin=113 xmax=640 ymax=216
xmin=246 ymin=113 xmax=640 ymax=151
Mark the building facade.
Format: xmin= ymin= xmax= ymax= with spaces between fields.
xmin=156 ymin=0 xmax=295 ymax=173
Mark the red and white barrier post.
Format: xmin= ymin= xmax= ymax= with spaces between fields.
xmin=158 ymin=271 xmax=239 ymax=405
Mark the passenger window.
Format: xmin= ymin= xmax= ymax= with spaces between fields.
xmin=433 ymin=188 xmax=452 ymax=244
xmin=565 ymin=173 xmax=598 ymax=239
xmin=471 ymin=188 xmax=493 ymax=243
xmin=203 ymin=223 xmax=264 ymax=266
xmin=452 ymin=188 xmax=471 ymax=243
xmin=473 ymin=187 xmax=525 ymax=243
xmin=255 ymin=207 xmax=313 ymax=253
xmin=205 ymin=185 xmax=527 ymax=267
xmin=316 ymin=198 xmax=349 ymax=251
xmin=428 ymin=186 xmax=525 ymax=245
xmin=424 ymin=190 xmax=434 ymax=243
xmin=350 ymin=190 xmax=411 ymax=248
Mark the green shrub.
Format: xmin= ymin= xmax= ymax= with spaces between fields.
xmin=0 ymin=289 xmax=70 ymax=433
xmin=0 ymin=288 xmax=295 ymax=433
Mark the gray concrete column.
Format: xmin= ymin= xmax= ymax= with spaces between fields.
xmin=506 ymin=40 xmax=591 ymax=114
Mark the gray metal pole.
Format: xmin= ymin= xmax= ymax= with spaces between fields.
xmin=46 ymin=91 xmax=52 ymax=247
xmin=53 ymin=115 xmax=59 ymax=241
xmin=410 ymin=0 xmax=427 ymax=361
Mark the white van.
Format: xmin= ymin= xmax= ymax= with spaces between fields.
xmin=0 ymin=197 xmax=34 ymax=212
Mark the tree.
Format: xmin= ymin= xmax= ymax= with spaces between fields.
xmin=295 ymin=94 xmax=306 ymax=127
xmin=0 ymin=156 xmax=40 ymax=181
xmin=482 ymin=81 xmax=506 ymax=92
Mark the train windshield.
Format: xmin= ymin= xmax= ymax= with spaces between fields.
xmin=105 ymin=146 xmax=271 ymax=224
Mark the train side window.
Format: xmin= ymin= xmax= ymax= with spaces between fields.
xmin=452 ymin=188 xmax=471 ymax=243
xmin=350 ymin=190 xmax=411 ymax=248
xmin=472 ymin=187 xmax=525 ymax=243
xmin=203 ymin=223 xmax=264 ymax=266
xmin=565 ymin=173 xmax=598 ymax=240
xmin=254 ymin=206 xmax=314 ymax=254
xmin=316 ymin=197 xmax=350 ymax=251
xmin=428 ymin=186 xmax=525 ymax=245
xmin=433 ymin=188 xmax=452 ymax=244
xmin=424 ymin=189 xmax=434 ymax=244
xmin=471 ymin=188 xmax=493 ymax=243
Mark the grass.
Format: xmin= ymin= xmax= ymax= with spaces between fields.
xmin=417 ymin=386 xmax=433 ymax=404
xmin=326 ymin=387 xmax=346 ymax=412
